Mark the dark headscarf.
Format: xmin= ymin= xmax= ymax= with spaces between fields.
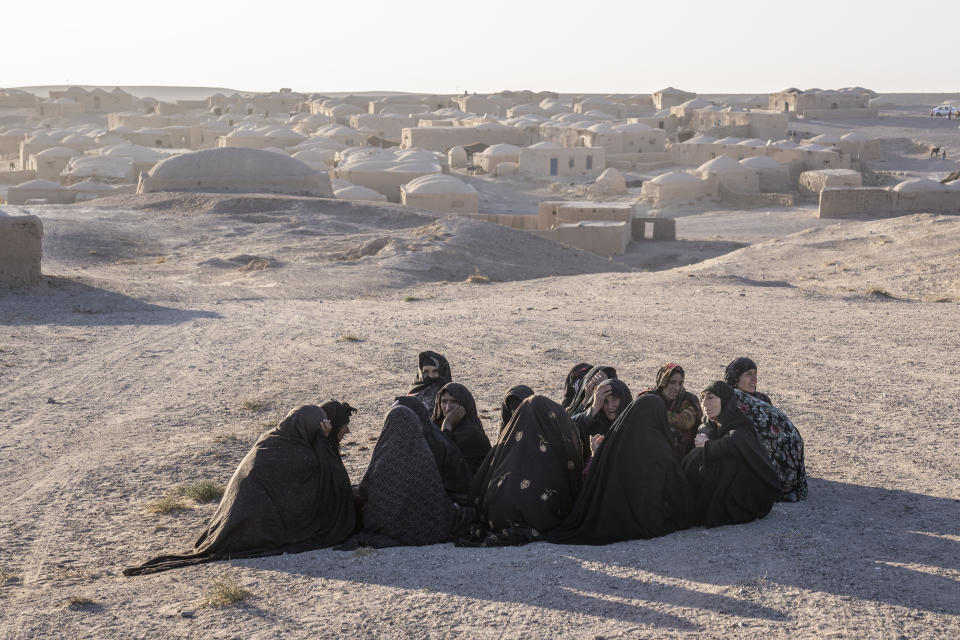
xmin=724 ymin=357 xmax=772 ymax=404
xmin=704 ymin=380 xmax=736 ymax=413
xmin=320 ymin=400 xmax=357 ymax=456
xmin=346 ymin=406 xmax=459 ymax=548
xmin=461 ymin=395 xmax=584 ymax=546
xmin=432 ymin=382 xmax=492 ymax=475
xmin=408 ymin=351 xmax=452 ymax=412
xmin=562 ymin=363 xmax=593 ymax=409
xmin=596 ymin=379 xmax=632 ymax=419
xmin=500 ymin=385 xmax=535 ymax=433
xmin=548 ymin=394 xmax=694 ymax=545
xmin=565 ymin=364 xmax=618 ymax=416
xmin=394 ymin=395 xmax=472 ymax=502
xmin=410 ymin=351 xmax=452 ymax=390
xmin=123 ymin=405 xmax=355 ymax=575
xmin=724 ymin=357 xmax=756 ymax=389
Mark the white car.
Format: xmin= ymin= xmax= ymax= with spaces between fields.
xmin=930 ymin=106 xmax=957 ymax=116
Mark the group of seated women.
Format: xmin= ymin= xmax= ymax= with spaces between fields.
xmin=124 ymin=352 xmax=807 ymax=575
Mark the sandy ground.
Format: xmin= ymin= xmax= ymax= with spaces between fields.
xmin=1 ymin=187 xmax=958 ymax=639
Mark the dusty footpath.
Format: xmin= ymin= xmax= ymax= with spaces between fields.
xmin=0 ymin=194 xmax=958 ymax=639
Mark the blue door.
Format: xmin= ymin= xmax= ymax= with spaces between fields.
xmin=550 ymin=158 xmax=558 ymax=176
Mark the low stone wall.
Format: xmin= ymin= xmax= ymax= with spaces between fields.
xmin=799 ymin=169 xmax=862 ymax=197
xmin=818 ymin=187 xmax=960 ymax=218
xmin=0 ymin=210 xmax=43 ymax=287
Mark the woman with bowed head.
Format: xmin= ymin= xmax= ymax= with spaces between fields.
xmin=683 ymin=381 xmax=780 ymax=527
xmin=123 ymin=404 xmax=356 ymax=576
xmin=460 ymin=395 xmax=583 ymax=546
xmin=340 ymin=404 xmax=472 ymax=548
xmin=499 ymin=385 xmax=535 ymax=435
xmin=432 ymin=382 xmax=492 ymax=475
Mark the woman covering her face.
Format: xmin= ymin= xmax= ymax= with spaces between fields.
xmin=570 ymin=378 xmax=632 ymax=464
xmin=432 ymin=382 xmax=492 ymax=475
xmin=548 ymin=394 xmax=694 ymax=545
xmin=639 ymin=363 xmax=702 ymax=459
xmin=682 ymin=381 xmax=780 ymax=527
xmin=564 ymin=364 xmax=618 ymax=417
xmin=460 ymin=395 xmax=583 ymax=546
xmin=408 ymin=351 xmax=452 ymax=412
xmin=123 ymin=404 xmax=356 ymax=576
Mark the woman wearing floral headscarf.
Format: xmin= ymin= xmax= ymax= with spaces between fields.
xmin=639 ymin=363 xmax=702 ymax=459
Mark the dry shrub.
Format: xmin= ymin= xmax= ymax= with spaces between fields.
xmin=241 ymin=398 xmax=269 ymax=412
xmin=338 ymin=334 xmax=364 ymax=343
xmin=867 ymin=287 xmax=895 ymax=299
xmin=200 ymin=573 xmax=249 ymax=607
xmin=66 ymin=596 xmax=98 ymax=610
xmin=175 ymin=480 xmax=225 ymax=503
xmin=239 ymin=259 xmax=271 ymax=272
xmin=144 ymin=495 xmax=189 ymax=515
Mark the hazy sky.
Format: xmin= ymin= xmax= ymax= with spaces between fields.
xmin=6 ymin=1 xmax=959 ymax=94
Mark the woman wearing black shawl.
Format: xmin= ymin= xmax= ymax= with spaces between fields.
xmin=548 ymin=394 xmax=694 ymax=545
xmin=682 ymin=381 xmax=780 ymax=527
xmin=408 ymin=351 xmax=452 ymax=413
xmin=639 ymin=363 xmax=703 ymax=459
xmin=562 ymin=363 xmax=593 ymax=410
xmin=460 ymin=395 xmax=584 ymax=546
xmin=500 ymin=384 xmax=534 ymax=434
xmin=565 ymin=364 xmax=618 ymax=416
xmin=394 ymin=395 xmax=472 ymax=504
xmin=123 ymin=404 xmax=356 ymax=576
xmin=432 ymin=382 xmax=492 ymax=475
xmin=342 ymin=405 xmax=469 ymax=548
xmin=570 ymin=378 xmax=632 ymax=463
xmin=724 ymin=357 xmax=773 ymax=404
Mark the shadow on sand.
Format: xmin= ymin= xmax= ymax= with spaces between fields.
xmin=249 ymin=478 xmax=957 ymax=632
xmin=0 ymin=277 xmax=219 ymax=326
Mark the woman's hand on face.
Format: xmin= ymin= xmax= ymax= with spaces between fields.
xmin=584 ymin=370 xmax=606 ymax=396
xmin=590 ymin=433 xmax=605 ymax=455
xmin=695 ymin=433 xmax=709 ymax=448
xmin=590 ymin=384 xmax=611 ymax=416
xmin=442 ymin=405 xmax=466 ymax=431
xmin=320 ymin=418 xmax=333 ymax=437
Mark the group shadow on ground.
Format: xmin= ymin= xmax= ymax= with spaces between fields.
xmin=0 ymin=277 xmax=219 ymax=327
xmin=260 ymin=478 xmax=957 ymax=632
